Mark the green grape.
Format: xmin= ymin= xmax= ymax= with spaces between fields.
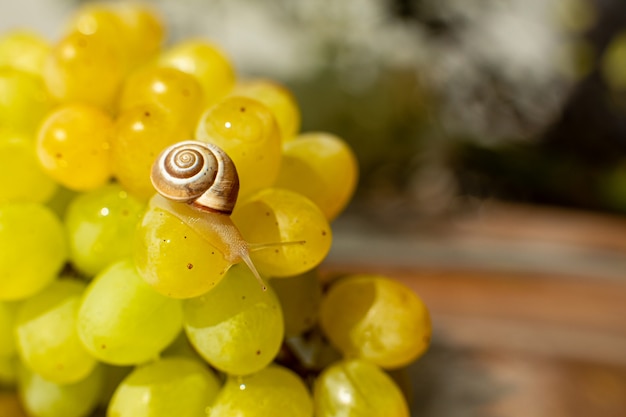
xmin=231 ymin=188 xmax=332 ymax=277
xmin=18 ymin=364 xmax=103 ymax=417
xmin=118 ymin=66 xmax=204 ymax=132
xmin=183 ymin=264 xmax=284 ymax=376
xmin=15 ymin=279 xmax=96 ymax=384
xmin=0 ymin=133 xmax=57 ymax=204
xmin=108 ymin=357 xmax=221 ymax=417
xmin=319 ymin=275 xmax=431 ymax=369
xmin=43 ymin=31 xmax=123 ymax=109
xmin=207 ymin=364 xmax=313 ymax=417
xmin=77 ymin=259 xmax=183 ymax=365
xmin=158 ymin=40 xmax=235 ymax=107
xmin=195 ymin=96 xmax=282 ymax=198
xmin=36 ymin=104 xmax=113 ymax=191
xmin=269 ymin=270 xmax=322 ymax=337
xmin=0 ymin=203 xmax=66 ymax=301
xmin=232 ymin=79 xmax=301 ymax=141
xmin=313 ymin=359 xmax=409 ymax=417
xmin=0 ymin=391 xmax=28 ymax=417
xmin=112 ymin=104 xmax=189 ymax=200
xmin=65 ymin=3 xmax=164 ymax=73
xmin=134 ymin=196 xmax=230 ymax=299
xmin=65 ymin=183 xmax=145 ymax=277
xmin=0 ymin=30 xmax=51 ymax=77
xmin=0 ymin=67 xmax=54 ymax=135
xmin=0 ymin=302 xmax=18 ymax=357
xmin=275 ymin=132 xmax=358 ymax=221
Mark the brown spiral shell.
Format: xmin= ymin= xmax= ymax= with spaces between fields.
xmin=150 ymin=140 xmax=240 ymax=214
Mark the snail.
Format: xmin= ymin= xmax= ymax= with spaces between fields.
xmin=149 ymin=140 xmax=298 ymax=290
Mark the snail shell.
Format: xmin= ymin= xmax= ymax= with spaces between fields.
xmin=151 ymin=140 xmax=240 ymax=214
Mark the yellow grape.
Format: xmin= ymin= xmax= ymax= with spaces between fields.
xmin=0 ymin=356 xmax=18 ymax=387
xmin=276 ymin=132 xmax=359 ymax=221
xmin=0 ymin=203 xmax=66 ymax=301
xmin=43 ymin=31 xmax=123 ymax=109
xmin=183 ymin=264 xmax=284 ymax=376
xmin=134 ymin=195 xmax=231 ymax=299
xmin=77 ymin=259 xmax=183 ymax=365
xmin=269 ymin=269 xmax=322 ymax=337
xmin=0 ymin=133 xmax=57 ymax=204
xmin=0 ymin=68 xmax=54 ymax=135
xmin=112 ymin=105 xmax=189 ymax=200
xmin=196 ymin=96 xmax=282 ymax=198
xmin=65 ymin=183 xmax=145 ymax=277
xmin=36 ymin=104 xmax=113 ymax=191
xmin=66 ymin=3 xmax=164 ymax=72
xmin=118 ymin=66 xmax=204 ymax=131
xmin=158 ymin=40 xmax=235 ymax=106
xmin=233 ymin=79 xmax=301 ymax=141
xmin=231 ymin=188 xmax=332 ymax=277
xmin=15 ymin=280 xmax=96 ymax=384
xmin=108 ymin=357 xmax=220 ymax=417
xmin=314 ymin=359 xmax=409 ymax=417
xmin=207 ymin=364 xmax=313 ymax=417
xmin=319 ymin=274 xmax=431 ymax=369
xmin=0 ymin=30 xmax=51 ymax=76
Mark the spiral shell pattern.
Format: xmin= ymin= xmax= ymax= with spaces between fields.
xmin=151 ymin=140 xmax=240 ymax=214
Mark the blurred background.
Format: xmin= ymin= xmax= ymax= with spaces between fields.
xmin=2 ymin=0 xmax=626 ymax=415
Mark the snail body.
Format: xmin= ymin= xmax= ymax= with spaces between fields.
xmin=150 ymin=140 xmax=265 ymax=289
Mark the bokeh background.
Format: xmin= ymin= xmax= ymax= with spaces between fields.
xmin=1 ymin=0 xmax=626 ymax=416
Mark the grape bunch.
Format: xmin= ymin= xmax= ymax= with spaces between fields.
xmin=0 ymin=3 xmax=432 ymax=417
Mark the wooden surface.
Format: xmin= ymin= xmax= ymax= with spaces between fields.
xmin=323 ymin=202 xmax=626 ymax=417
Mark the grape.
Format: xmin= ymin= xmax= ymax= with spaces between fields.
xmin=43 ymin=31 xmax=123 ymax=109
xmin=98 ymin=364 xmax=132 ymax=407
xmin=18 ymin=364 xmax=103 ymax=417
xmin=158 ymin=40 xmax=235 ymax=107
xmin=36 ymin=104 xmax=113 ymax=191
xmin=196 ymin=96 xmax=282 ymax=198
xmin=108 ymin=357 xmax=221 ymax=417
xmin=0 ymin=133 xmax=57 ymax=204
xmin=231 ymin=188 xmax=332 ymax=277
xmin=118 ymin=66 xmax=204 ymax=132
xmin=0 ymin=67 xmax=54 ymax=135
xmin=65 ymin=183 xmax=145 ymax=277
xmin=269 ymin=269 xmax=322 ymax=337
xmin=46 ymin=186 xmax=78 ymax=220
xmin=112 ymin=104 xmax=190 ymax=200
xmin=0 ymin=30 xmax=51 ymax=76
xmin=65 ymin=3 xmax=164 ymax=72
xmin=0 ymin=203 xmax=66 ymax=301
xmin=0 ymin=302 xmax=18 ymax=357
xmin=233 ymin=79 xmax=301 ymax=141
xmin=134 ymin=196 xmax=231 ymax=298
xmin=207 ymin=364 xmax=313 ymax=417
xmin=77 ymin=259 xmax=183 ymax=365
xmin=313 ymin=359 xmax=409 ymax=417
xmin=214 ymin=364 xmax=313 ymax=416
xmin=319 ymin=275 xmax=431 ymax=369
xmin=161 ymin=331 xmax=202 ymax=361
xmin=15 ymin=279 xmax=96 ymax=384
xmin=183 ymin=264 xmax=284 ymax=376
xmin=275 ymin=132 xmax=358 ymax=221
